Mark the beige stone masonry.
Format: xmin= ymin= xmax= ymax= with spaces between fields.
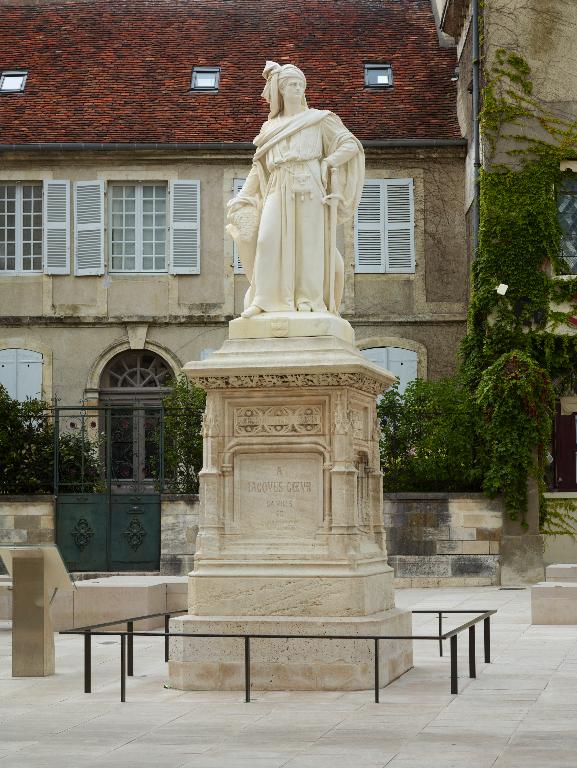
xmin=171 ymin=332 xmax=413 ymax=690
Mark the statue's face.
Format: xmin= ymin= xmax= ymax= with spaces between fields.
xmin=280 ymin=76 xmax=306 ymax=106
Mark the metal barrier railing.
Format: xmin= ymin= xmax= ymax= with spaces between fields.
xmin=61 ymin=608 xmax=497 ymax=703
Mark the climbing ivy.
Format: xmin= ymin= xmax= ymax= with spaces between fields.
xmin=460 ymin=44 xmax=577 ymax=528
xmin=476 ymin=352 xmax=554 ymax=522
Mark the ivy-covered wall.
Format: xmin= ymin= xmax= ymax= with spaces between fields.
xmin=458 ymin=3 xmax=577 ymax=531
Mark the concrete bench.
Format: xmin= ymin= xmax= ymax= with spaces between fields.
xmin=0 ymin=575 xmax=187 ymax=630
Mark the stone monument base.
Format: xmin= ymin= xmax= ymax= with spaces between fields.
xmin=169 ymin=609 xmax=413 ymax=691
xmin=172 ymin=331 xmax=414 ymax=692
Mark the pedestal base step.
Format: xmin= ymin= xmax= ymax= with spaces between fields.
xmin=168 ymin=608 xmax=413 ymax=691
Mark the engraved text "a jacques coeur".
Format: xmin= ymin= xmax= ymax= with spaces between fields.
xmin=247 ymin=481 xmax=312 ymax=494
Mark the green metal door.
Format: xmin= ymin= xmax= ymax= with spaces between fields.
xmin=54 ymin=404 xmax=162 ymax=572
xmin=110 ymin=494 xmax=161 ymax=571
xmin=56 ymin=493 xmax=109 ymax=572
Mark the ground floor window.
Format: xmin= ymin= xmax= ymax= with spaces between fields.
xmin=360 ymin=346 xmax=418 ymax=394
xmin=0 ymin=348 xmax=43 ymax=401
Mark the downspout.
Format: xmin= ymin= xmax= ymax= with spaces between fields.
xmin=472 ymin=0 xmax=481 ymax=258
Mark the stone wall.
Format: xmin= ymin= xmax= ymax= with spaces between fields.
xmin=0 ymin=496 xmax=55 ymax=573
xmin=1 ymin=492 xmax=507 ymax=585
xmin=384 ymin=492 xmax=503 ymax=587
xmin=160 ymin=495 xmax=200 ymax=575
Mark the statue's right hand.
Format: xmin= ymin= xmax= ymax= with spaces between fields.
xmin=227 ymin=198 xmax=244 ymax=213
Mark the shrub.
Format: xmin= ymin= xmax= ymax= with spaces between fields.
xmin=0 ymin=385 xmax=53 ymax=494
xmin=162 ymin=375 xmax=205 ymax=494
xmin=378 ymin=378 xmax=485 ymax=493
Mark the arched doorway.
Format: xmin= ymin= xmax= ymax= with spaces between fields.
xmin=99 ymin=350 xmax=172 ymax=492
xmin=56 ymin=349 xmax=172 ymax=573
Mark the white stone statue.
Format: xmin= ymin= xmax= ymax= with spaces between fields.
xmin=227 ymin=61 xmax=365 ymax=319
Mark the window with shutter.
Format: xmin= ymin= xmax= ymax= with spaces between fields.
xmin=110 ymin=183 xmax=167 ymax=272
xmin=75 ymin=181 xmax=104 ymax=275
xmin=44 ymin=180 xmax=70 ymax=275
xmin=232 ymin=177 xmax=246 ymax=274
xmin=355 ymin=179 xmax=414 ymax=273
xmin=0 ymin=348 xmax=43 ymax=401
xmin=170 ymin=180 xmax=200 ymax=274
xmin=361 ymin=346 xmax=418 ymax=394
xmin=0 ymin=182 xmax=44 ymax=274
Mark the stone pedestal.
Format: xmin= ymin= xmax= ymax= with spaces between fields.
xmin=169 ymin=325 xmax=413 ymax=690
xmin=12 ymin=549 xmax=55 ymax=677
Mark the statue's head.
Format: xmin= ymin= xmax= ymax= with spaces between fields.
xmin=261 ymin=61 xmax=307 ymax=119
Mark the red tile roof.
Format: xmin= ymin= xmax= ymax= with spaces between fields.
xmin=0 ymin=0 xmax=461 ymax=145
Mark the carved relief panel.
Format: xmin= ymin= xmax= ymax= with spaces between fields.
xmin=233 ymin=405 xmax=322 ymax=436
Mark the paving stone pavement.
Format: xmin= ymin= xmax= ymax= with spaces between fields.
xmin=1 ymin=586 xmax=576 ymax=767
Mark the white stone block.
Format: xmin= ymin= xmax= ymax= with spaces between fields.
xmin=546 ymin=563 xmax=577 ymax=582
xmin=532 ymin=581 xmax=577 ymax=624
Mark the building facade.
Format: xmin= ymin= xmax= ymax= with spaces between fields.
xmin=0 ymin=0 xmax=467 ymax=412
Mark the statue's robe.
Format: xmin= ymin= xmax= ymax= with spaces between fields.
xmin=227 ymin=108 xmax=364 ymax=313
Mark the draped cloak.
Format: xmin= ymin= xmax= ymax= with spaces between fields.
xmin=227 ymin=108 xmax=364 ymax=313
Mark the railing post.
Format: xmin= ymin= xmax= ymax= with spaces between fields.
xmin=374 ymin=638 xmax=380 ymax=703
xmin=165 ymin=614 xmax=170 ymax=663
xmin=438 ymin=612 xmax=443 ymax=657
xmin=127 ymin=621 xmax=134 ymax=676
xmin=484 ymin=616 xmax=491 ymax=663
xmin=450 ymin=634 xmax=458 ymax=695
xmin=244 ymin=636 xmax=251 ymax=703
xmin=84 ymin=630 xmax=92 ymax=693
xmin=121 ymin=634 xmax=126 ymax=703
xmin=53 ymin=407 xmax=60 ymax=493
xmin=159 ymin=406 xmax=165 ymax=494
xmin=468 ymin=625 xmax=476 ymax=678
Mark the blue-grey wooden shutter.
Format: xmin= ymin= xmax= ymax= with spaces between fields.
xmin=355 ymin=179 xmax=384 ymax=272
xmin=384 ymin=179 xmax=414 ymax=273
xmin=170 ymin=180 xmax=200 ymax=274
xmin=75 ymin=181 xmax=104 ymax=275
xmin=43 ymin=180 xmax=70 ymax=274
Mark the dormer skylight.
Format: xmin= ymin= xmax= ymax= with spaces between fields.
xmin=364 ymin=64 xmax=393 ymax=88
xmin=0 ymin=70 xmax=28 ymax=93
xmin=191 ymin=66 xmax=220 ymax=92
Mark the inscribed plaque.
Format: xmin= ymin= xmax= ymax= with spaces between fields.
xmin=234 ymin=453 xmax=322 ymax=536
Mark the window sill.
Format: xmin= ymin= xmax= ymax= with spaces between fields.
xmin=0 ymin=271 xmax=44 ymax=277
xmin=108 ymin=271 xmax=169 ymax=276
xmin=355 ymin=272 xmax=415 ymax=279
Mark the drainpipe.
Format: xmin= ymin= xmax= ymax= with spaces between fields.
xmin=472 ymin=0 xmax=481 ymax=258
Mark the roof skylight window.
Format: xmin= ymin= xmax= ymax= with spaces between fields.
xmin=0 ymin=71 xmax=28 ymax=93
xmin=364 ymin=64 xmax=393 ymax=88
xmin=191 ymin=67 xmax=220 ymax=92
